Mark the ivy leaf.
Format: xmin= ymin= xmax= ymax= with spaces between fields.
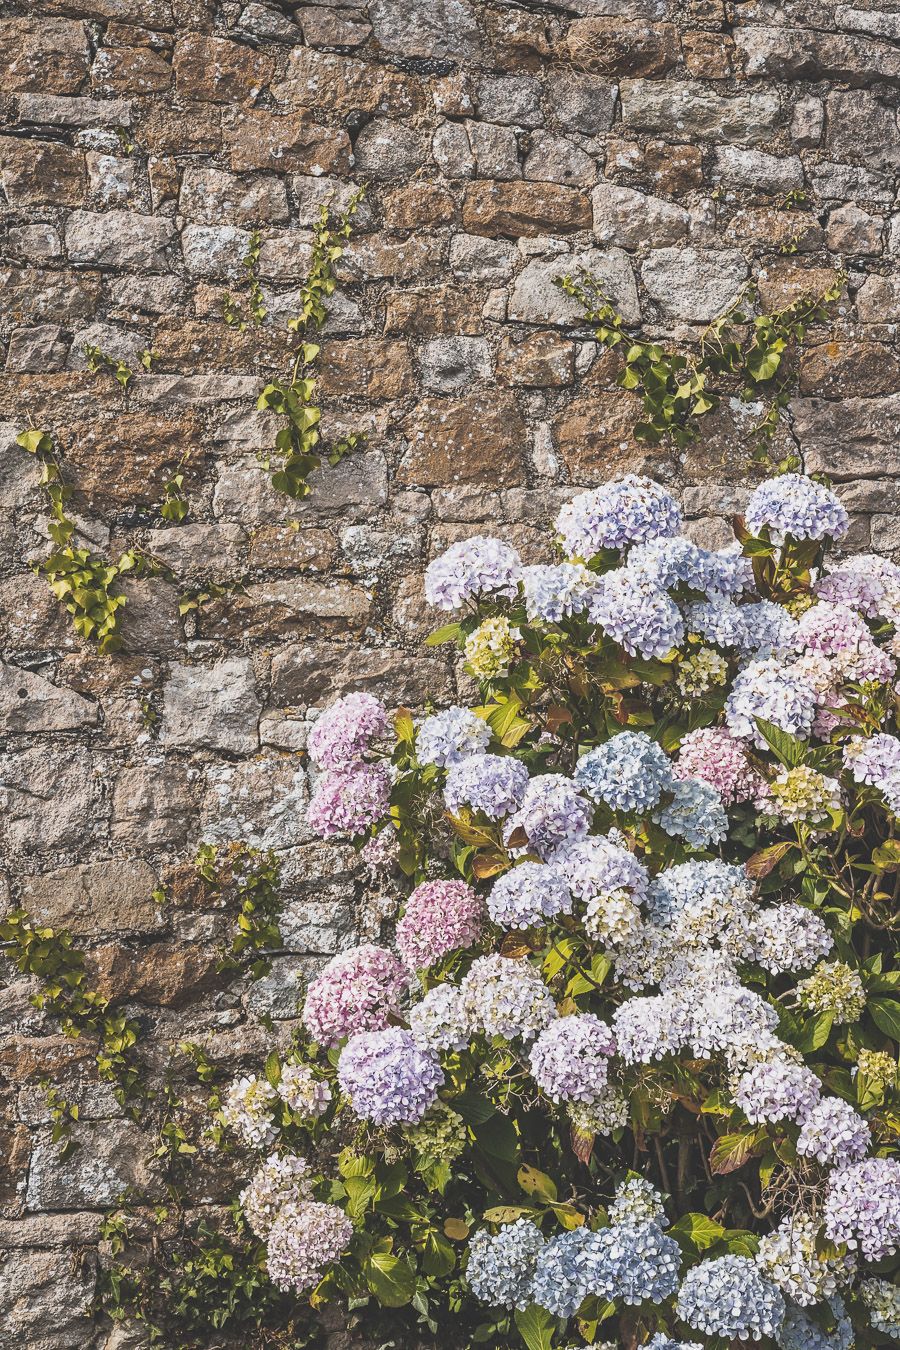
xmin=870 ymin=998 xmax=900 ymax=1041
xmin=514 ymin=1304 xmax=557 ymax=1350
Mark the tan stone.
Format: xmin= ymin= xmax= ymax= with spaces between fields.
xmin=249 ymin=525 xmax=337 ymax=571
xmin=273 ymin=47 xmax=423 ymax=116
xmin=318 ymin=338 xmax=415 ymax=399
xmin=141 ymin=103 xmax=223 ymax=154
xmin=0 ymin=138 xmax=85 ymax=206
xmin=92 ymin=44 xmax=172 ymax=95
xmin=756 ymin=264 xmax=844 ymax=312
xmin=173 ymin=33 xmax=274 ymax=101
xmin=199 ymin=579 xmax=373 ymax=639
xmin=400 ymin=393 xmax=527 ymax=486
xmin=566 ymin=19 xmax=680 ymax=76
xmin=62 ymin=411 xmax=204 ymax=512
xmin=0 ymin=18 xmax=90 ymax=94
xmin=225 ymin=110 xmax=351 ymax=175
xmin=497 ymin=330 xmax=575 ymax=386
xmin=3 ymin=268 xmax=101 ymax=322
xmin=88 ymin=941 xmax=221 ymax=1007
xmin=462 ymin=180 xmax=592 ymax=237
xmin=799 ymin=341 xmax=900 ymax=399
xmin=382 ymin=183 xmax=457 ymax=229
xmin=21 ymin=860 xmax=162 ymax=936
xmin=643 ymin=141 xmax=704 ymax=195
xmin=682 ymin=30 xmax=733 ymax=79
xmin=553 ymin=391 xmax=675 ymax=483
xmin=383 ymin=285 xmax=484 ymax=335
xmin=151 ymin=318 xmax=284 ymax=371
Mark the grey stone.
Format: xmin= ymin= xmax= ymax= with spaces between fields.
xmin=353 ymin=119 xmax=427 ymax=177
xmin=794 ymin=394 xmax=900 ymax=478
xmin=826 ymin=203 xmax=883 ymax=255
xmin=134 ymin=374 xmax=259 ymax=404
xmin=872 ymin=514 xmax=900 ymax=551
xmin=238 ymin=1 xmax=301 ymax=40
xmin=825 ymin=90 xmax=900 ymax=171
xmin=508 ymin=247 xmax=640 ymax=325
xmin=146 ymin=523 xmax=247 ymax=577
xmin=244 ymin=954 xmax=310 ymax=1019
xmin=0 ymin=1247 xmax=96 ymax=1350
xmin=291 ymin=174 xmax=366 ymax=227
xmin=857 ymin=274 xmax=900 ymax=321
xmin=213 ymin=451 xmax=388 ymax=524
xmin=67 ymin=320 xmax=147 ymax=371
xmin=280 ymin=897 xmax=354 ymax=954
xmin=524 ymin=131 xmax=596 ymax=187
xmin=5 ymin=324 xmax=69 ymax=373
xmin=200 ymin=755 xmax=308 ymax=849
xmin=467 ymin=121 xmax=520 ymax=180
xmin=477 ymin=73 xmax=543 ymax=128
xmin=0 ymin=662 xmax=98 ymax=733
xmin=178 ymin=167 xmax=289 ymax=225
xmin=791 ymin=95 xmax=824 ymax=147
xmin=10 ymin=223 xmax=63 ymax=260
xmin=712 ymin=147 xmax=804 ymax=194
xmin=26 ymin=1121 xmax=161 ymax=1210
xmin=807 ymin=158 xmax=896 ymax=205
xmin=449 ymin=232 xmax=516 ymax=281
xmin=16 ymin=94 xmax=134 ymax=127
xmin=21 ymin=860 xmax=162 ymax=936
xmin=85 ymin=151 xmax=134 ymax=206
xmin=835 ymin=5 xmax=900 ymax=39
xmin=432 ymin=121 xmax=475 ymax=178
xmin=641 ymin=247 xmax=748 ymax=322
xmin=106 ymin=275 xmax=186 ymax=314
xmin=734 ymin=25 xmax=900 ymax=85
xmin=180 ymin=223 xmax=253 ymax=278
xmin=546 ymin=74 xmax=618 ymax=136
xmin=161 ymin=657 xmax=262 ymax=753
xmin=65 ymin=209 xmax=174 ymax=270
xmin=620 ymin=81 xmax=781 ymax=145
xmin=368 ymin=0 xmax=480 ymax=60
xmin=0 ymin=747 xmax=99 ymax=856
xmin=420 ymin=336 xmax=492 ymax=392
xmin=271 ymin=641 xmax=454 ymax=706
xmin=340 ymin=523 xmax=423 ymax=573
xmin=591 ymin=183 xmax=689 ymax=248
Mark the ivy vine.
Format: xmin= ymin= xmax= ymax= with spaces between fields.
xmin=223 ymin=230 xmax=267 ymax=331
xmin=84 ymin=342 xmax=153 ymax=390
xmin=258 ymin=191 xmax=367 ymax=500
xmin=194 ymin=842 xmax=283 ymax=981
xmin=555 ymin=269 xmax=846 ymax=470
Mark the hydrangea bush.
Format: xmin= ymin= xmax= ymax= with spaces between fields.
xmin=223 ymin=473 xmax=900 ymax=1349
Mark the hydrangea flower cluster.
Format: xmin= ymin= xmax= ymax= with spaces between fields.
xmin=277 ymin=1063 xmax=331 ymax=1119
xmin=464 ymin=615 xmax=516 ymax=677
xmin=860 ymin=1277 xmax=900 ymax=1338
xmin=796 ymin=960 xmax=866 ymax=1023
xmin=823 ymin=1157 xmax=900 ymax=1260
xmin=521 ymin=562 xmax=597 ymax=622
xmin=575 ymin=732 xmax=674 ymax=813
xmin=503 ymin=773 xmax=592 ymax=859
xmin=460 ymin=954 xmax=557 ymax=1041
xmin=337 ymin=1028 xmax=443 ymax=1126
xmin=240 ymin=1153 xmax=313 ymax=1238
xmin=674 ymin=726 xmax=766 ymax=805
xmin=557 ymin=475 xmax=682 ymax=556
xmin=306 ymin=763 xmax=392 ymax=839
xmin=424 ymin=536 xmax=522 ymax=609
xmin=415 ymin=705 xmax=492 ymax=768
xmin=676 ymin=1254 xmax=786 ymax=1340
xmin=221 ymin=1074 xmax=279 ymax=1148
xmin=302 ymin=943 xmax=408 ymax=1047
xmin=266 ymin=1200 xmax=354 ymax=1293
xmin=487 ymin=860 xmax=572 ymax=928
xmin=745 ymin=473 xmax=849 ymax=544
xmin=528 ymin=1013 xmax=615 ymax=1103
xmin=444 ymin=752 xmax=529 ymax=819
xmin=307 ymin=692 xmax=389 ymax=771
xmin=395 ymin=879 xmax=483 ymax=970
xmin=465 ymin=1218 xmax=545 ymax=1310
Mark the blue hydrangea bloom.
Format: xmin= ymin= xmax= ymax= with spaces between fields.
xmin=416 ymin=706 xmax=491 ymax=768
xmin=503 ymin=773 xmax=593 ymax=860
xmin=530 ymin=1227 xmax=605 ymax=1317
xmin=586 ymin=569 xmax=685 ymax=659
xmin=444 ymin=753 xmax=530 ymax=819
xmin=778 ymin=1297 xmax=855 ymax=1350
xmin=652 ymin=777 xmax=729 ymax=849
xmin=487 ymin=861 xmax=572 ymax=929
xmin=677 ymin=1255 xmax=786 ymax=1341
xmin=557 ymin=476 xmax=682 ymax=558
xmin=575 ymin=733 xmax=675 ymax=813
xmin=424 ymin=536 xmax=522 ymax=609
xmin=521 ymin=562 xmax=599 ymax=622
xmin=745 ymin=474 xmax=849 ymax=544
xmin=591 ymin=1221 xmax=682 ymax=1306
xmin=466 ymin=1219 xmax=545 ymax=1310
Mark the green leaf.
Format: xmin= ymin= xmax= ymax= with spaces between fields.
xmin=363 ymin=1252 xmax=416 ymax=1307
xmin=709 ymin=1129 xmax=765 ymax=1175
xmin=514 ymin=1304 xmax=557 ymax=1350
xmin=263 ymin=1050 xmax=281 ymax=1089
xmin=517 ymin=1165 xmax=557 ymax=1203
xmin=755 ymin=718 xmax=807 ymax=767
xmin=669 ymin=1213 xmax=726 ymax=1252
xmin=870 ymin=997 xmax=900 ymax=1041
xmin=425 ymin=623 xmax=463 ymax=647
xmin=796 ymin=1010 xmax=834 ymax=1054
xmin=421 ymin=1231 xmax=455 ymax=1277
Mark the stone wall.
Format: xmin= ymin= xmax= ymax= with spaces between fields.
xmin=2 ymin=0 xmax=900 ymax=1344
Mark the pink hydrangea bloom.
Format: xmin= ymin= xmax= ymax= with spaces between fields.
xmin=395 ymin=880 xmax=484 ymax=970
xmin=674 ymin=728 xmax=767 ymax=806
xmin=307 ymin=692 xmax=389 ymax=770
xmin=302 ymin=943 xmax=408 ymax=1046
xmin=307 ymin=763 xmax=391 ymax=839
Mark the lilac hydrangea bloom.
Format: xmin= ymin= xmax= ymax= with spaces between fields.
xmin=725 ymin=658 xmax=817 ymax=746
xmin=745 ymin=473 xmax=849 ymax=544
xmin=550 ymin=835 xmax=649 ymax=906
xmin=307 ymin=763 xmax=392 ymax=839
xmin=733 ymin=1059 xmax=821 ymax=1125
xmin=337 ymin=1027 xmax=442 ymax=1126
xmin=796 ymin=1096 xmax=871 ymax=1166
xmin=416 ymin=706 xmax=491 ymax=768
xmin=750 ymin=902 xmax=833 ymax=975
xmin=395 ymin=880 xmax=483 ymax=970
xmin=408 ymin=982 xmax=469 ymax=1053
xmin=739 ymin=600 xmax=802 ymax=659
xmin=575 ymin=732 xmax=675 ymax=812
xmin=266 ymin=1200 xmax=354 ymax=1293
xmin=778 ymin=1297 xmax=855 ymax=1350
xmin=487 ymin=861 xmax=572 ymax=929
xmin=626 ymin=536 xmax=722 ymax=594
xmin=424 ymin=536 xmax=522 ymax=610
xmin=240 ymin=1153 xmax=313 ymax=1239
xmin=586 ymin=569 xmax=685 ymax=658
xmin=824 ymin=1156 xmax=900 ymax=1259
xmin=302 ymin=943 xmax=408 ymax=1047
xmin=444 ymin=753 xmax=530 ymax=820
xmin=652 ymin=776 xmax=728 ymax=849
xmin=844 ymin=733 xmax=900 ymax=813
xmin=817 ymin=553 xmax=900 ymax=622
xmin=502 ymin=773 xmax=592 ymax=860
xmin=676 ymin=1254 xmax=786 ymax=1341
xmin=521 ymin=562 xmax=598 ymax=622
xmin=556 ymin=476 xmax=682 ymax=557
xmin=613 ymin=994 xmax=685 ymax=1063
xmin=308 ymin=692 xmax=389 ymax=770
xmin=528 ymin=1013 xmax=615 ymax=1103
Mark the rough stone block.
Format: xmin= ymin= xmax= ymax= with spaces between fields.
xmin=0 ymin=137 xmax=85 ymax=206
xmin=0 ymin=663 xmax=98 ymax=734
xmin=399 ymin=392 xmax=527 ymax=486
xmin=65 ymin=209 xmax=174 ymax=271
xmin=178 ymin=167 xmax=289 ymax=225
xmin=566 ymin=18 xmax=680 ymax=75
xmin=26 ymin=1122 xmax=162 ymax=1210
xmin=592 ymin=183 xmax=690 ymax=247
xmin=225 ymin=109 xmax=351 ymax=174
xmin=641 ymin=247 xmax=748 ymax=321
xmin=21 ymin=860 xmax=161 ymax=936
xmin=161 ymin=657 xmax=261 ymax=753
xmin=461 ymin=180 xmax=592 ymax=236
xmin=173 ymin=33 xmax=274 ymax=100
xmin=0 ymin=17 xmax=90 ymax=94
xmin=620 ymin=80 xmax=780 ymax=144
xmin=508 ymin=247 xmax=640 ymax=325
